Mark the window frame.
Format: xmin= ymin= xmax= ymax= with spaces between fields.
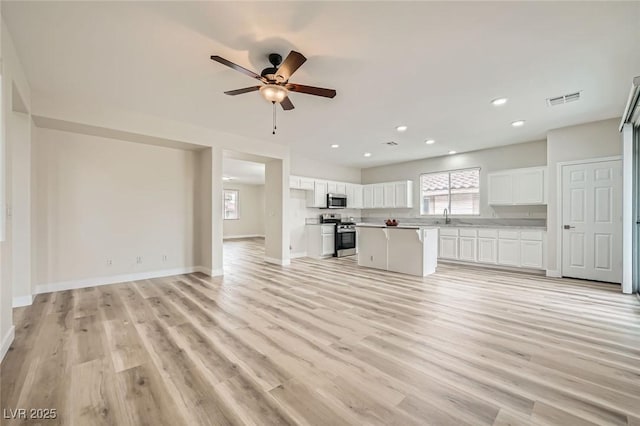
xmin=223 ymin=189 xmax=240 ymax=220
xmin=419 ymin=167 xmax=481 ymax=217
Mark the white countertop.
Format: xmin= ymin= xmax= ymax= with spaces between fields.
xmin=356 ymin=223 xmax=546 ymax=230
xmin=355 ymin=224 xmax=433 ymax=230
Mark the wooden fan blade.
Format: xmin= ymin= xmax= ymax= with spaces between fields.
xmin=210 ymin=56 xmax=265 ymax=82
xmin=276 ymin=51 xmax=306 ymax=82
xmin=286 ymin=83 xmax=336 ymax=98
xmin=224 ymin=86 xmax=262 ymax=96
xmin=280 ymin=97 xmax=295 ymax=111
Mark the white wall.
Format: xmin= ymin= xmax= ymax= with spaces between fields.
xmin=7 ymin=108 xmax=31 ymax=305
xmin=194 ymin=148 xmax=212 ymax=273
xmin=1 ymin=16 xmax=32 ymax=360
xmin=32 ymin=127 xmax=199 ymax=291
xmin=290 ymin=152 xmax=361 ymax=184
xmin=223 ymin=183 xmax=265 ymax=238
xmin=361 ymin=140 xmax=548 ymax=219
xmin=265 ymin=158 xmax=290 ymax=265
xmin=546 ymin=117 xmax=622 ymax=275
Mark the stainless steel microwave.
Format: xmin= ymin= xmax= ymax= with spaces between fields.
xmin=325 ymin=193 xmax=347 ymax=209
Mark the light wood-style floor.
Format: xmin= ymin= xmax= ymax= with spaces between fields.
xmin=2 ymin=238 xmax=640 ymax=425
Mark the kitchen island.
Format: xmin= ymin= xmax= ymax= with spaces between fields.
xmin=356 ymin=224 xmax=438 ymax=276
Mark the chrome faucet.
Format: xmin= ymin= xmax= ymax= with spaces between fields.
xmin=443 ymin=208 xmax=451 ymax=224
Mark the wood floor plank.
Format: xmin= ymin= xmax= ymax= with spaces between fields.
xmin=2 ymin=238 xmax=640 ymax=425
xmin=69 ymin=358 xmax=125 ymax=426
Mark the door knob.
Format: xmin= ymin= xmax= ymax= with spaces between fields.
xmin=563 ymin=225 xmax=575 ymax=230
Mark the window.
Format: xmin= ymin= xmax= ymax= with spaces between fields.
xmin=420 ymin=168 xmax=480 ymax=215
xmin=224 ymin=189 xmax=239 ymax=220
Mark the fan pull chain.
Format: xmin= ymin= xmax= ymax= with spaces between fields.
xmin=272 ymin=101 xmax=277 ymax=135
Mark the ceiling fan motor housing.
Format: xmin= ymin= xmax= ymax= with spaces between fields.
xmin=262 ymin=53 xmax=284 ymax=82
xmin=260 ymin=67 xmax=279 ymax=80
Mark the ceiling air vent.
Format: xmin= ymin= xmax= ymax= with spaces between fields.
xmin=383 ymin=141 xmax=399 ymax=146
xmin=546 ymin=91 xmax=581 ymax=106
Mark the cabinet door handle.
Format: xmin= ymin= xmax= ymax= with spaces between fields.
xmin=563 ymin=225 xmax=575 ymax=230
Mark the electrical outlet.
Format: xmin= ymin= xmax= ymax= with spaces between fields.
xmin=136 ymin=256 xmax=143 ymax=264
xmin=106 ymin=259 xmax=113 ymax=266
xmin=162 ymin=255 xmax=168 ymax=262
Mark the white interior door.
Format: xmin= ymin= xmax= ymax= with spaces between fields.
xmin=562 ymin=160 xmax=622 ymax=283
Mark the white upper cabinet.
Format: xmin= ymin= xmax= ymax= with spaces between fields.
xmin=360 ymin=180 xmax=413 ymax=209
xmin=373 ymin=185 xmax=384 ymax=208
xmin=487 ymin=173 xmax=513 ymax=204
xmin=290 ymin=176 xmax=301 ymax=189
xmin=345 ymin=183 xmax=363 ymax=209
xmin=352 ymin=185 xmax=363 ymax=209
xmin=299 ymin=177 xmax=314 ymax=191
xmin=307 ymin=180 xmax=327 ymax=208
xmin=488 ymin=167 xmax=546 ymax=205
xmin=290 ymin=175 xmax=315 ymax=191
xmin=513 ymin=168 xmax=545 ymax=204
xmin=363 ymin=186 xmax=374 ymax=208
xmin=394 ymin=181 xmax=413 ymax=208
xmin=383 ymin=183 xmax=395 ymax=208
xmin=294 ymin=175 xmax=411 ymax=210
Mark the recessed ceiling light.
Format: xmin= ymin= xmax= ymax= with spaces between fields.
xmin=511 ymin=120 xmax=525 ymax=127
xmin=363 ymin=152 xmax=372 ymax=157
xmin=491 ymin=97 xmax=508 ymax=106
xmin=330 ymin=144 xmax=340 ymax=148
xmin=396 ymin=125 xmax=408 ymax=132
xmin=425 ymin=139 xmax=436 ymax=145
xmin=448 ymin=150 xmax=457 ymax=155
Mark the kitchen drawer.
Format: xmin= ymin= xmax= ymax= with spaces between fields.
xmin=520 ymin=230 xmax=543 ymax=241
xmin=439 ymin=228 xmax=459 ymax=236
xmin=459 ymin=228 xmax=477 ymax=237
xmin=478 ymin=229 xmax=498 ymax=238
xmin=498 ymin=230 xmax=519 ymax=240
xmin=321 ymin=225 xmax=335 ymax=235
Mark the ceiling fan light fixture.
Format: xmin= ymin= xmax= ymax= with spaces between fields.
xmin=260 ymin=84 xmax=288 ymax=103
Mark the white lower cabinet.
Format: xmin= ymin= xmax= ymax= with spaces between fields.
xmin=321 ymin=234 xmax=335 ymax=256
xmin=477 ymin=238 xmax=497 ymax=264
xmin=306 ymin=225 xmax=335 ymax=259
xmin=458 ymin=237 xmax=477 ymax=262
xmin=497 ymin=239 xmax=520 ymax=266
xmin=439 ymin=236 xmax=458 ymax=259
xmin=520 ymin=240 xmax=544 ymax=269
xmin=437 ymin=227 xmax=545 ymax=270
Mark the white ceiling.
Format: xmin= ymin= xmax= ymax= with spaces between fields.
xmin=3 ymin=1 xmax=640 ymax=168
xmin=223 ymin=158 xmax=265 ymax=185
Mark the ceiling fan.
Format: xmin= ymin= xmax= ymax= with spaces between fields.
xmin=210 ymin=51 xmax=337 ymax=112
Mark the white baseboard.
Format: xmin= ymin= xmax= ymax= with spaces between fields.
xmin=439 ymin=260 xmax=545 ymax=275
xmin=13 ymin=294 xmax=35 ymax=308
xmin=290 ymin=252 xmax=307 ymax=259
xmin=223 ymin=234 xmax=265 ymax=240
xmin=34 ymin=266 xmax=207 ymax=295
xmin=1 ymin=325 xmax=15 ymax=363
xmin=264 ymin=256 xmax=291 ymax=266
xmin=546 ymin=269 xmax=562 ymax=278
xmin=195 ymin=266 xmax=223 ymax=277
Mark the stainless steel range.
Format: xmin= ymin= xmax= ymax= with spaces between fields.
xmin=319 ymin=214 xmax=356 ymax=257
xmin=335 ymin=222 xmax=356 ymax=257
